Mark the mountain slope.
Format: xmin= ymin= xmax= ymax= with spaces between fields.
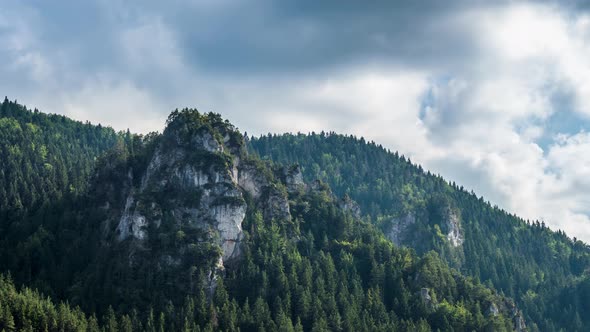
xmin=0 ymin=104 xmax=527 ymax=331
xmin=0 ymin=98 xmax=121 ymax=216
xmin=250 ymin=132 xmax=590 ymax=331
xmin=76 ymin=109 xmax=524 ymax=330
xmin=0 ymin=98 xmax=126 ymax=298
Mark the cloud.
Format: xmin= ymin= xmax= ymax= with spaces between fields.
xmin=2 ymin=0 xmax=590 ymax=241
xmin=413 ymin=4 xmax=590 ymax=240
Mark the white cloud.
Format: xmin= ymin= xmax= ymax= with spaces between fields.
xmin=225 ymin=3 xmax=590 ymax=242
xmin=59 ymin=78 xmax=167 ymax=133
xmin=411 ymin=4 xmax=590 ymax=241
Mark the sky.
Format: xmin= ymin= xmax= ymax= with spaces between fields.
xmin=3 ymin=0 xmax=590 ymax=241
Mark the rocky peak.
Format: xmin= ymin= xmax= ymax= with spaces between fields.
xmin=111 ymin=111 xmax=249 ymax=265
xmin=163 ymin=108 xmax=246 ymax=157
xmin=110 ymin=109 xmax=294 ymax=272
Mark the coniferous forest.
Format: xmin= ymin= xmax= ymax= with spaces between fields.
xmin=0 ymin=98 xmax=588 ymax=331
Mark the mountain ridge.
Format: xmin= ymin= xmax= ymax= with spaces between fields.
xmin=250 ymin=132 xmax=590 ymax=331
xmin=1 ymin=99 xmax=587 ymax=330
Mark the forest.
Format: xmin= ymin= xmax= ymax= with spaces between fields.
xmin=0 ymin=98 xmax=588 ymax=331
xmin=250 ymin=132 xmax=590 ymax=331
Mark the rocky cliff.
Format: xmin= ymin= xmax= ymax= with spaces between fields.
xmin=109 ymin=111 xmax=296 ymax=270
xmin=81 ymin=110 xmax=303 ymax=306
xmin=385 ymin=197 xmax=464 ymax=250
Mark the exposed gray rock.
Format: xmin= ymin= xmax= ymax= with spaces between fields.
xmin=106 ymin=117 xmax=309 ymax=301
xmin=446 ymin=209 xmax=464 ymax=247
xmin=487 ymin=302 xmax=499 ymax=317
xmin=339 ymin=195 xmax=361 ymax=218
xmin=116 ymin=138 xmax=248 ymax=267
xmin=238 ymin=163 xmax=267 ymax=199
xmin=116 ymin=194 xmax=147 ymax=241
xmin=175 ymin=166 xmax=210 ymax=187
xmin=192 ymin=131 xmax=222 ymax=153
xmin=512 ymin=307 xmax=528 ymax=331
xmin=385 ymin=206 xmax=463 ymax=248
xmin=213 ymin=204 xmax=246 ymax=261
xmin=264 ymin=187 xmax=292 ymax=222
xmin=284 ymin=165 xmax=305 ymax=193
xmin=420 ymin=288 xmax=432 ymax=302
xmin=111 ymin=123 xmax=299 ymax=273
xmin=237 ymin=161 xmax=292 ymax=222
xmin=419 ymin=288 xmax=437 ymax=310
xmin=386 ymin=213 xmax=416 ymax=246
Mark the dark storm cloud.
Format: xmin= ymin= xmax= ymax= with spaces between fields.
xmin=2 ymin=0 xmax=498 ymax=76
xmin=172 ymin=0 xmax=491 ymax=74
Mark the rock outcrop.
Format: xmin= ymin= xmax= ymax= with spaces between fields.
xmin=115 ymin=135 xmax=248 ymax=264
xmin=116 ymin=194 xmax=148 ymax=241
xmin=487 ymin=302 xmax=500 ymax=317
xmin=283 ymin=164 xmax=305 ymax=193
xmin=339 ymin=194 xmax=361 ymax=219
xmin=108 ymin=111 xmax=296 ymax=275
xmin=385 ymin=204 xmax=464 ymax=248
xmin=386 ymin=213 xmax=416 ymax=246
xmin=511 ymin=306 xmax=528 ymax=332
xmin=446 ymin=209 xmax=464 ymax=247
xmin=419 ymin=288 xmax=437 ymax=310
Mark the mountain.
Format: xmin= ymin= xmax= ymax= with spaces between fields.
xmin=249 ymin=132 xmax=590 ymax=331
xmin=0 ymin=98 xmax=126 ymax=298
xmin=0 ymin=101 xmax=528 ymax=331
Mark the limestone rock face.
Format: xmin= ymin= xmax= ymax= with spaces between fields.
xmin=237 ymin=162 xmax=267 ymax=200
xmin=192 ymin=131 xmax=222 ymax=153
xmin=115 ymin=137 xmax=248 ymax=264
xmin=487 ymin=302 xmax=500 ymax=317
xmin=385 ymin=205 xmax=464 ymax=248
xmin=263 ymin=187 xmax=292 ymax=222
xmin=386 ymin=213 xmax=416 ymax=246
xmin=446 ymin=209 xmax=464 ymax=247
xmin=283 ymin=165 xmax=305 ymax=193
xmin=512 ymin=307 xmax=528 ymax=332
xmin=109 ymin=113 xmax=297 ymax=274
xmin=116 ymin=195 xmax=148 ymax=241
xmin=339 ymin=195 xmax=361 ymax=219
xmin=419 ymin=288 xmax=437 ymax=310
xmin=107 ymin=122 xmax=238 ymax=270
xmin=485 ymin=300 xmax=527 ymax=331
xmin=236 ymin=161 xmax=293 ymax=223
xmin=213 ymin=204 xmax=246 ymax=261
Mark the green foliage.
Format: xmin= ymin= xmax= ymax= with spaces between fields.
xmin=0 ymin=98 xmax=119 ymax=215
xmin=0 ymin=273 xmax=96 ymax=331
xmin=1 ymin=101 xmax=583 ymax=331
xmin=250 ymin=131 xmax=590 ymax=331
